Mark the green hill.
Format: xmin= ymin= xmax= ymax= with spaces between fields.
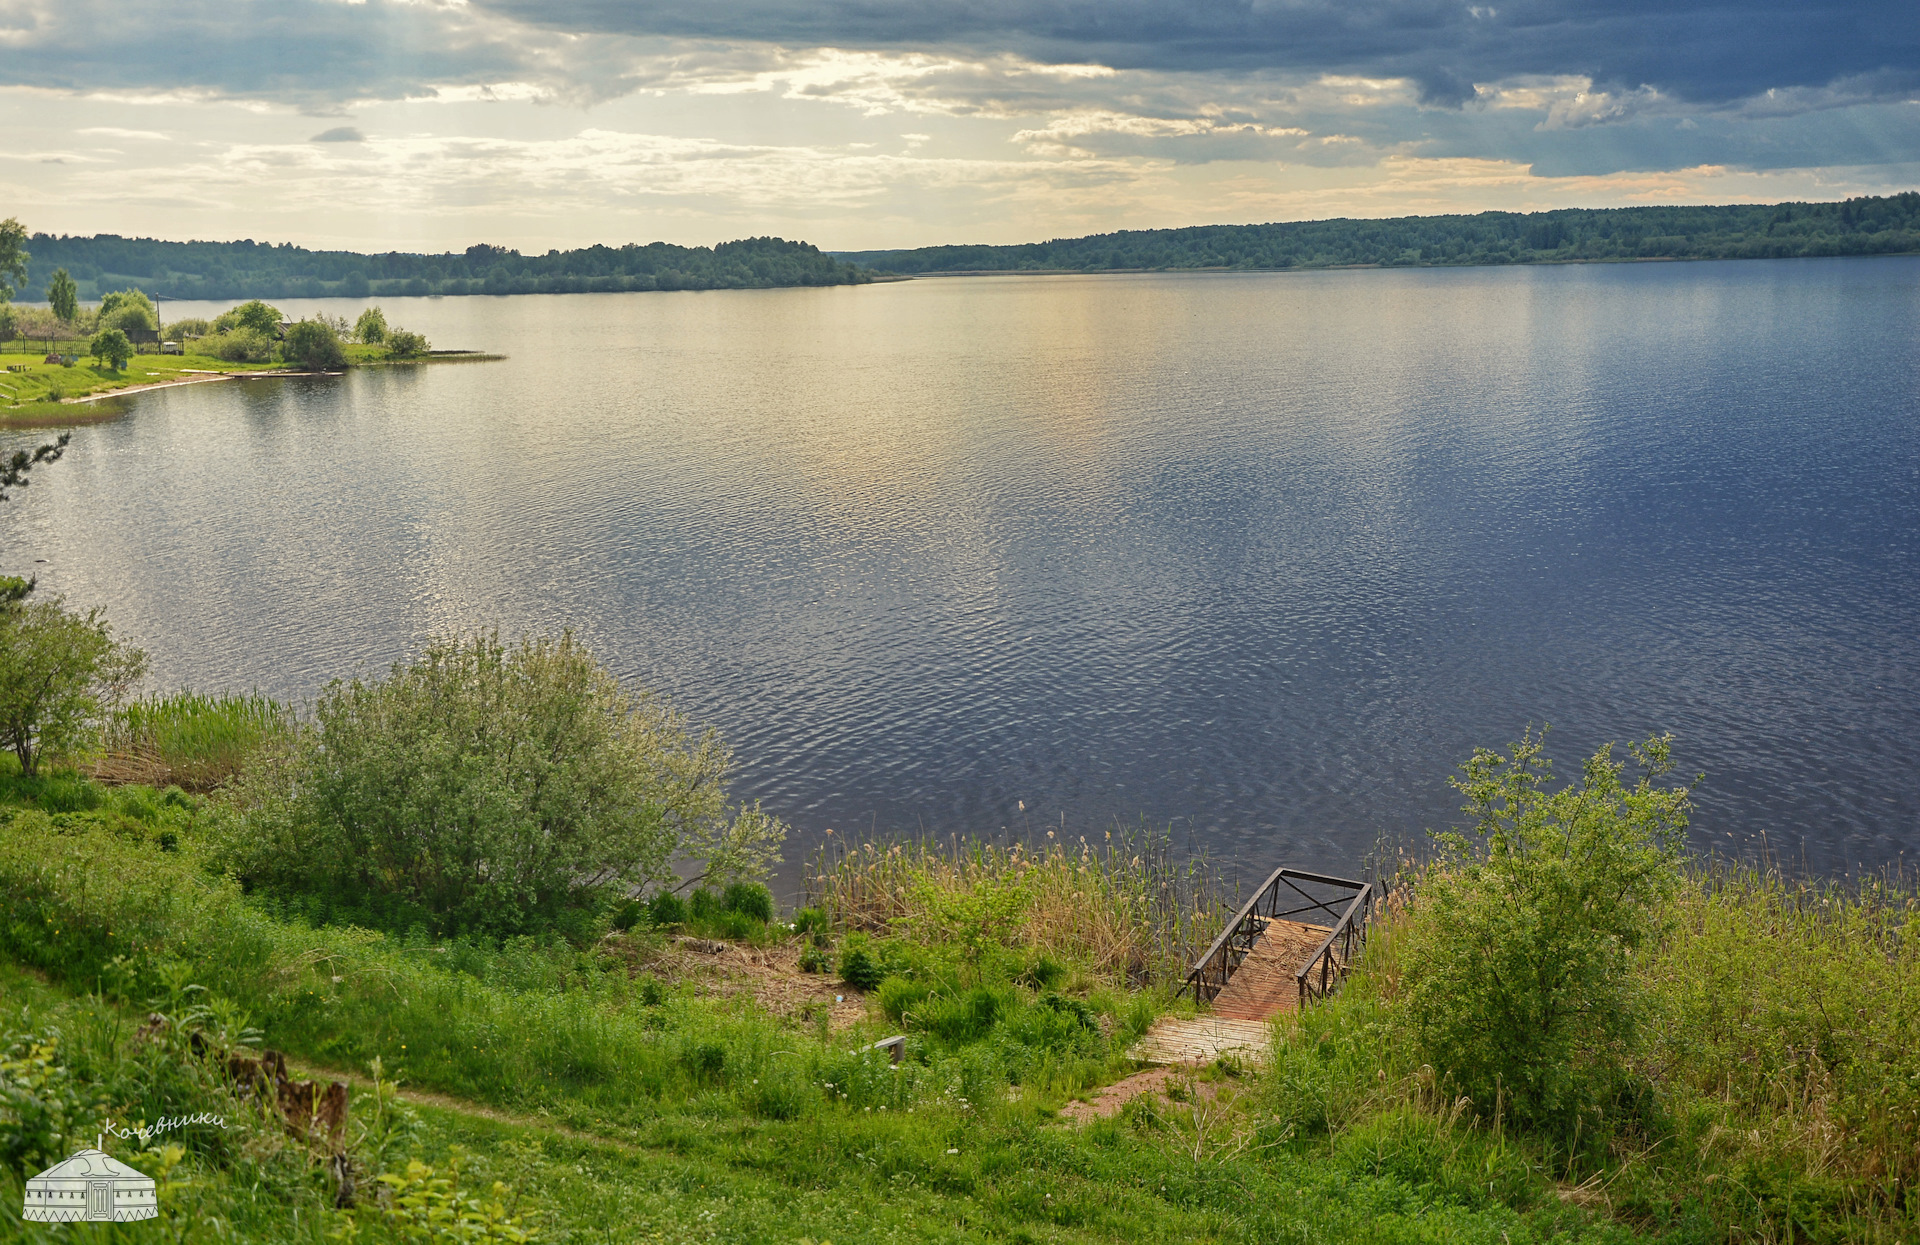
xmin=13 ymin=234 xmax=871 ymax=303
xmin=838 ymin=194 xmax=1920 ymax=273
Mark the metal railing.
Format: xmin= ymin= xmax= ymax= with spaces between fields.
xmin=1183 ymin=866 xmax=1371 ymax=1006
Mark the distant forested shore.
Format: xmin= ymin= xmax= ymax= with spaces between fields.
xmin=841 ymin=193 xmax=1920 ymax=274
xmin=12 ymin=234 xmax=872 ymax=302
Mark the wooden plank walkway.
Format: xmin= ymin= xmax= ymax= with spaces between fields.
xmin=1128 ymin=919 xmax=1338 ymax=1066
xmin=1208 ymin=919 xmax=1332 ymax=1020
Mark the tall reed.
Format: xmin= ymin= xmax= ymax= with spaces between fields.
xmin=808 ymin=822 xmax=1233 ymax=986
xmin=92 ymin=690 xmax=290 ymax=791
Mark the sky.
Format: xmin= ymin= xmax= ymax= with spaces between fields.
xmin=1 ymin=1 xmax=1917 ymax=253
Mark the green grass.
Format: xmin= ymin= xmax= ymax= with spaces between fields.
xmin=0 ymin=785 xmax=1626 ymax=1243
xmin=94 ymin=690 xmax=290 ymax=792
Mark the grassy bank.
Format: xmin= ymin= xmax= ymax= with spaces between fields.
xmin=0 ymin=737 xmax=1913 ymax=1241
xmin=0 ymin=778 xmax=1625 ymax=1243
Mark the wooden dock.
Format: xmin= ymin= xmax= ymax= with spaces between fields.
xmin=1128 ymin=918 xmax=1347 ymax=1065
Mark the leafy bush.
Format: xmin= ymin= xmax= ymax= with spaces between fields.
xmin=688 ymin=888 xmax=719 ymax=920
xmin=1396 ymin=730 xmax=1690 ymax=1135
xmin=282 ymin=317 xmax=346 ymax=370
xmin=721 ymin=882 xmax=773 ymax=923
xmin=89 ymin=326 xmax=132 ymax=370
xmin=0 ymin=595 xmax=147 ymax=775
xmin=646 ymin=891 xmax=687 ymax=926
xmin=791 ymin=907 xmax=829 ymax=939
xmin=194 ymin=328 xmax=275 ymax=362
xmin=96 ymin=288 xmax=156 ymax=333
xmin=216 ymin=630 xmax=786 ymax=939
xmin=385 ymin=329 xmax=428 ymax=358
xmin=163 ymin=317 xmax=210 ymax=339
xmin=838 ymin=945 xmax=883 ymax=992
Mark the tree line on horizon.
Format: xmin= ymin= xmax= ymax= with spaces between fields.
xmin=10 ymin=234 xmax=872 ymax=303
xmin=843 ymin=192 xmax=1920 ymax=273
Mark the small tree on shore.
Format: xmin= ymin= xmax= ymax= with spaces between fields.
xmin=1397 ymin=728 xmax=1690 ymax=1136
xmin=353 ymin=306 xmax=388 ymax=344
xmin=282 ymin=319 xmax=346 ymax=370
xmin=384 ymin=328 xmax=428 ymax=358
xmin=0 ymin=597 xmax=147 ymax=776
xmin=46 ymin=269 xmax=78 ymax=324
xmin=90 ymin=327 xmax=133 ymax=371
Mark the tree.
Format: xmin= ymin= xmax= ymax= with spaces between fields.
xmin=46 ymin=270 xmax=77 ymax=324
xmin=385 ymin=328 xmax=428 ymax=358
xmin=0 ymin=217 xmax=26 ymax=303
xmin=90 ymin=327 xmax=133 ymax=371
xmin=281 ymin=319 xmax=346 ymax=370
xmin=214 ymin=300 xmax=283 ymax=336
xmin=97 ymin=288 xmax=155 ymax=328
xmin=0 ymin=433 xmax=70 ymax=503
xmin=0 ymin=597 xmax=147 ymax=776
xmin=218 ymin=631 xmax=786 ymax=938
xmin=1397 ymin=728 xmax=1691 ymax=1135
xmin=353 ymin=306 xmax=388 ymax=344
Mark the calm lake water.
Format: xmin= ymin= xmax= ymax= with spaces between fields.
xmin=5 ymin=259 xmax=1918 ymax=882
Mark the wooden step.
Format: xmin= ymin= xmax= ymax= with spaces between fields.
xmin=1129 ymin=1015 xmax=1274 ymax=1066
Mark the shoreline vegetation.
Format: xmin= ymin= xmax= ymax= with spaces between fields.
xmin=0 ymin=620 xmax=1912 ymax=1242
xmin=1 ymin=293 xmax=489 ymax=422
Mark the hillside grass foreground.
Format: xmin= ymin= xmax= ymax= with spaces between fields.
xmin=0 ymin=760 xmax=1915 ymax=1242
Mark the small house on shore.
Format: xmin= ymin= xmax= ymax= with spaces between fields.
xmin=22 ymin=1149 xmax=158 ymax=1222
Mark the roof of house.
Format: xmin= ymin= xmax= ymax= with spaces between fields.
xmin=27 ymin=1150 xmax=153 ymax=1184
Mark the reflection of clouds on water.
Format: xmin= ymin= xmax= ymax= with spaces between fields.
xmin=4 ymin=261 xmax=1919 ymax=887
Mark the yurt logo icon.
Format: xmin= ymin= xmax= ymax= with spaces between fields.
xmin=22 ymin=1147 xmax=158 ymax=1223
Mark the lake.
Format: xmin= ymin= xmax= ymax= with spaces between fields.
xmin=5 ymin=259 xmax=1918 ymax=884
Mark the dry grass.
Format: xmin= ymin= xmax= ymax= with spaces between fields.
xmin=807 ymin=823 xmax=1233 ymax=987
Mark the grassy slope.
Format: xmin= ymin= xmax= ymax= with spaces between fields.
xmin=0 ymin=802 xmax=1616 ymax=1244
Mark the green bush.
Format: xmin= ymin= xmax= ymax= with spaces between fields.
xmin=194 ymin=328 xmax=274 ymax=362
xmin=875 ymin=975 xmax=932 ymax=1024
xmin=647 ymin=891 xmax=687 ymax=926
xmin=722 ymin=881 xmax=773 ymax=923
xmin=354 ymin=306 xmax=389 ymax=344
xmin=791 ymin=907 xmax=829 ymax=939
xmin=838 ymin=945 xmax=883 ymax=992
xmin=0 ymin=595 xmax=146 ymax=776
xmin=688 ymin=888 xmax=719 ymax=920
xmin=211 ymin=300 xmax=282 ymax=336
xmin=215 ymin=630 xmax=785 ymax=939
xmin=89 ymin=326 xmax=132 ymax=370
xmin=1397 ymin=730 xmax=1690 ymax=1135
xmin=282 ymin=317 xmax=346 ymax=370
xmin=386 ymin=328 xmax=429 ymax=358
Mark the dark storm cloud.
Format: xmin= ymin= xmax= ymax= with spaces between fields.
xmin=478 ymin=0 xmax=1920 ymax=108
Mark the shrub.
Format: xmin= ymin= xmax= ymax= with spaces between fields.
xmin=194 ymin=328 xmax=274 ymax=362
xmin=386 ymin=328 xmax=429 ymax=358
xmin=90 ymin=326 xmax=132 ymax=370
xmin=0 ymin=596 xmax=147 ymax=775
xmin=838 ymin=945 xmax=883 ymax=992
xmin=792 ymin=907 xmax=829 ymax=939
xmin=688 ymin=888 xmax=719 ymax=920
xmin=647 ymin=891 xmax=687 ymax=926
xmin=164 ymin=317 xmax=210 ymax=340
xmin=875 ymin=976 xmax=932 ymax=1023
xmin=216 ymin=630 xmax=786 ymax=939
xmin=1397 ymin=730 xmax=1690 ymax=1134
xmin=282 ymin=318 xmax=346 ymax=370
xmin=722 ymin=881 xmax=774 ymax=923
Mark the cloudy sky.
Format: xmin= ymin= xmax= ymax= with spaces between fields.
xmin=2 ymin=0 xmax=1916 ymax=252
